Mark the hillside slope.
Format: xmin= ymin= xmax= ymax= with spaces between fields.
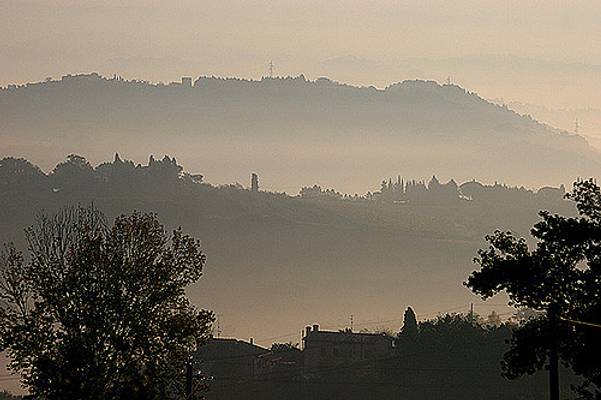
xmin=0 ymin=74 xmax=598 ymax=192
xmin=0 ymin=155 xmax=575 ymax=349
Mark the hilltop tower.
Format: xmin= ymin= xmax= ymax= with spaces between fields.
xmin=251 ymin=173 xmax=259 ymax=192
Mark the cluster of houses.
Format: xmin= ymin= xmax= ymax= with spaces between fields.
xmin=195 ymin=324 xmax=394 ymax=382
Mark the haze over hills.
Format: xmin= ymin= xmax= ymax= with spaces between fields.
xmin=318 ymin=54 xmax=601 ymax=109
xmin=490 ymin=100 xmax=601 ymax=150
xmin=1 ymin=73 xmax=598 ymax=194
xmin=0 ymin=153 xmax=575 ymax=352
xmin=4 ymin=1 xmax=601 ymax=397
xmin=0 ymin=152 xmax=576 ymax=399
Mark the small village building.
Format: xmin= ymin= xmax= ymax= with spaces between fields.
xmin=195 ymin=338 xmax=268 ymax=380
xmin=255 ymin=344 xmax=303 ymax=380
xmin=302 ymin=324 xmax=394 ymax=369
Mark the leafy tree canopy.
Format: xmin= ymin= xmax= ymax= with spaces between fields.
xmin=0 ymin=206 xmax=214 ymax=400
xmin=466 ymin=179 xmax=601 ymax=399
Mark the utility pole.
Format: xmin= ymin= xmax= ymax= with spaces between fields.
xmin=350 ymin=314 xmax=354 ymax=332
xmin=185 ymin=357 xmax=193 ymax=400
xmin=549 ymin=304 xmax=560 ymax=400
xmin=269 ymin=61 xmax=274 ymax=78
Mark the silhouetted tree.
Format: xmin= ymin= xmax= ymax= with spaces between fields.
xmin=0 ymin=157 xmax=46 ymax=189
xmin=382 ymin=312 xmax=541 ymax=400
xmin=146 ymin=155 xmax=183 ymax=184
xmin=95 ymin=152 xmax=137 ymax=187
xmin=400 ymin=306 xmax=418 ymax=338
xmin=50 ymin=153 xmax=96 ymax=190
xmin=251 ymin=173 xmax=259 ymax=192
xmin=270 ymin=342 xmax=299 ymax=353
xmin=0 ymin=206 xmax=214 ymax=400
xmin=466 ymin=178 xmax=601 ymax=399
xmin=0 ymin=391 xmax=20 ymax=400
xmin=486 ymin=311 xmax=502 ymax=327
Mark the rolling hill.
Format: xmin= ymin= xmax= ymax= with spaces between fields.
xmin=1 ymin=73 xmax=598 ymax=192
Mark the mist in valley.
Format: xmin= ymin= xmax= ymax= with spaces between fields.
xmin=1 ymin=1 xmax=601 ymax=399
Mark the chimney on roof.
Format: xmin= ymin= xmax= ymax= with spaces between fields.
xmin=249 ymin=338 xmax=254 ymax=345
xmin=305 ymin=326 xmax=312 ymax=336
xmin=313 ymin=324 xmax=319 ymax=332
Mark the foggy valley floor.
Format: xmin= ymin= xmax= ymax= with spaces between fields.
xmin=0 ymin=155 xmax=574 ymax=348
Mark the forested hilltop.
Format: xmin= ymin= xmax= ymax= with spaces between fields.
xmin=0 ymin=73 xmax=597 ymax=191
xmin=0 ymin=153 xmax=572 ymax=241
xmin=0 ymin=153 xmax=575 ymax=346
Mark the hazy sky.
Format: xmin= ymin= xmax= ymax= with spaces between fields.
xmin=2 ymin=0 xmax=600 ymax=85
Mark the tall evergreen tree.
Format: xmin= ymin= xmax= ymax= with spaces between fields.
xmin=400 ymin=306 xmax=419 ymax=338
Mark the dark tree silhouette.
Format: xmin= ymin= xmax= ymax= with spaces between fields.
xmin=400 ymin=306 xmax=418 ymax=338
xmin=0 ymin=206 xmax=214 ymax=400
xmin=0 ymin=391 xmax=19 ymax=400
xmin=466 ymin=179 xmax=601 ymax=399
xmin=50 ymin=153 xmax=96 ymax=190
xmin=0 ymin=157 xmax=45 ymax=187
xmin=270 ymin=342 xmax=299 ymax=353
xmin=251 ymin=173 xmax=259 ymax=192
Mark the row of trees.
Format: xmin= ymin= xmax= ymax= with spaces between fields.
xmin=0 ymin=154 xmax=197 ymax=195
xmin=299 ymin=175 xmax=566 ymax=207
xmin=377 ymin=175 xmax=567 ymax=205
xmin=382 ymin=311 xmax=540 ymax=400
xmin=378 ymin=175 xmax=461 ymax=203
xmin=1 ymin=155 xmax=567 ymax=209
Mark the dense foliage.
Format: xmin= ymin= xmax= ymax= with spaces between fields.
xmin=0 ymin=206 xmax=214 ymax=399
xmin=0 ymin=391 xmax=20 ymax=400
xmin=466 ymin=179 xmax=601 ymax=399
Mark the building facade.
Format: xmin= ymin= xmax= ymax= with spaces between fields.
xmin=302 ymin=324 xmax=393 ymax=369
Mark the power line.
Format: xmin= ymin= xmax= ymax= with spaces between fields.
xmin=561 ymin=317 xmax=601 ymax=329
xmin=256 ymin=330 xmax=301 ymax=343
xmin=417 ymin=304 xmax=470 ymax=318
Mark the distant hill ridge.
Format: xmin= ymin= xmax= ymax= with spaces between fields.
xmin=0 ymin=72 xmax=598 ymax=190
xmin=0 ymin=72 xmax=582 ymax=137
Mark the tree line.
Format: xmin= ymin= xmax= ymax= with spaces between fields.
xmin=1 ymin=154 xmax=600 ymax=399
xmin=2 ymin=155 xmax=567 ymax=207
